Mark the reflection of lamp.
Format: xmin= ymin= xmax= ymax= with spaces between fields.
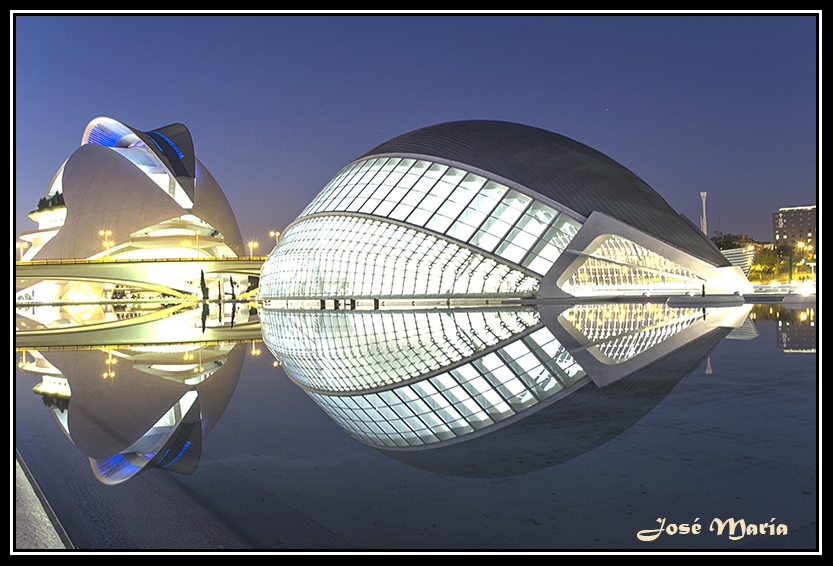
xmin=103 ymin=349 xmax=117 ymax=379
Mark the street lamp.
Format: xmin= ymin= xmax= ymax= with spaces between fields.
xmin=99 ymin=230 xmax=113 ymax=260
xmin=798 ymin=243 xmax=812 ymax=281
xmin=269 ymin=230 xmax=281 ymax=248
xmin=248 ymin=240 xmax=259 ymax=258
xmin=788 ymin=241 xmax=810 ymax=284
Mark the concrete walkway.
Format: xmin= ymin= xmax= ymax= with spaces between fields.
xmin=14 ymin=452 xmax=72 ymax=551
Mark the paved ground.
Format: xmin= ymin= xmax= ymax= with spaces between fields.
xmin=14 ymin=453 xmax=72 ymax=551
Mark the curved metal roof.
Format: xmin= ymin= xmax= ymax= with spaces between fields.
xmin=360 ymin=120 xmax=728 ymax=267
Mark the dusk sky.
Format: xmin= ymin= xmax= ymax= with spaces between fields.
xmin=13 ymin=13 xmax=818 ymax=250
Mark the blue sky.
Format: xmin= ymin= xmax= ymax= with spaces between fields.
xmin=13 ymin=13 xmax=818 ymax=247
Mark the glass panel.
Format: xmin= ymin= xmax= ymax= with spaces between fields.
xmin=469 ymin=229 xmax=501 ymax=252
xmin=495 ymin=241 xmax=526 ymax=264
xmin=424 ymin=213 xmax=456 ymax=234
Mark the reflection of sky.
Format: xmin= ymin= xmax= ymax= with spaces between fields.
xmin=13 ymin=14 xmax=817 ymax=245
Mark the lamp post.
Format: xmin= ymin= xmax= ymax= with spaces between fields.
xmin=248 ymin=240 xmax=259 ymax=258
xmin=269 ymin=230 xmax=280 ymax=247
xmin=795 ymin=242 xmax=813 ymax=282
xmin=788 ymin=241 xmax=809 ymax=284
xmin=99 ymin=230 xmax=113 ymax=260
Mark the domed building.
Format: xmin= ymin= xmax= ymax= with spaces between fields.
xmin=259 ymin=120 xmax=753 ymax=452
xmin=21 ymin=117 xmax=244 ymax=262
xmin=260 ymin=120 xmax=748 ymax=302
xmin=16 ymin=118 xmax=251 ymax=330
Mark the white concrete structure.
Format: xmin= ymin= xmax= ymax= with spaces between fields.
xmin=259 ymin=121 xmax=753 ymax=451
xmin=15 ymin=118 xmax=250 ymax=332
xmin=20 ymin=117 xmax=244 ymax=262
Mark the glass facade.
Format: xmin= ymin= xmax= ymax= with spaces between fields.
xmin=293 ymin=157 xmax=580 ymax=270
xmin=260 ymin=215 xmax=539 ymax=300
xmin=259 ymin=152 xmax=594 ymax=448
xmin=563 ymin=236 xmax=703 ymax=296
xmin=302 ymin=325 xmax=587 ymax=448
xmin=258 ymin=132 xmax=746 ymax=450
xmin=262 ymin=155 xmax=730 ymax=302
xmin=261 ymin=308 xmax=540 ymax=393
xmin=561 ymin=303 xmax=702 ymax=362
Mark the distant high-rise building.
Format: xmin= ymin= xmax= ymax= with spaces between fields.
xmin=772 ymin=205 xmax=817 ymax=250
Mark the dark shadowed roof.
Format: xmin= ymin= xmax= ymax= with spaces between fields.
xmin=360 ymin=120 xmax=728 ymax=267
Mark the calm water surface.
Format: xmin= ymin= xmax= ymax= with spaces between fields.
xmin=14 ymin=303 xmax=817 ymax=550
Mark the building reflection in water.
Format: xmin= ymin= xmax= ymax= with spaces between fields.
xmin=17 ymin=296 xmax=774 ymax=483
xmin=749 ymin=304 xmax=817 ymax=354
xmin=261 ymin=301 xmax=757 ymax=477
xmin=17 ymin=314 xmax=258 ymax=485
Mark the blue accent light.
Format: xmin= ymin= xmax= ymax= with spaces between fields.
xmin=88 ymin=124 xmax=126 ymax=147
xmin=152 ymin=131 xmax=185 ymax=158
xmin=159 ymin=441 xmax=191 ymax=469
xmin=95 ymin=454 xmax=141 ymax=476
xmin=147 ymin=136 xmax=164 ymax=153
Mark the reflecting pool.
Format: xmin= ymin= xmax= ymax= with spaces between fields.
xmin=14 ymin=301 xmax=816 ymax=550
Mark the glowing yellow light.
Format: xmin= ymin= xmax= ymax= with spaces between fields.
xmin=99 ymin=229 xmax=114 ymax=259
